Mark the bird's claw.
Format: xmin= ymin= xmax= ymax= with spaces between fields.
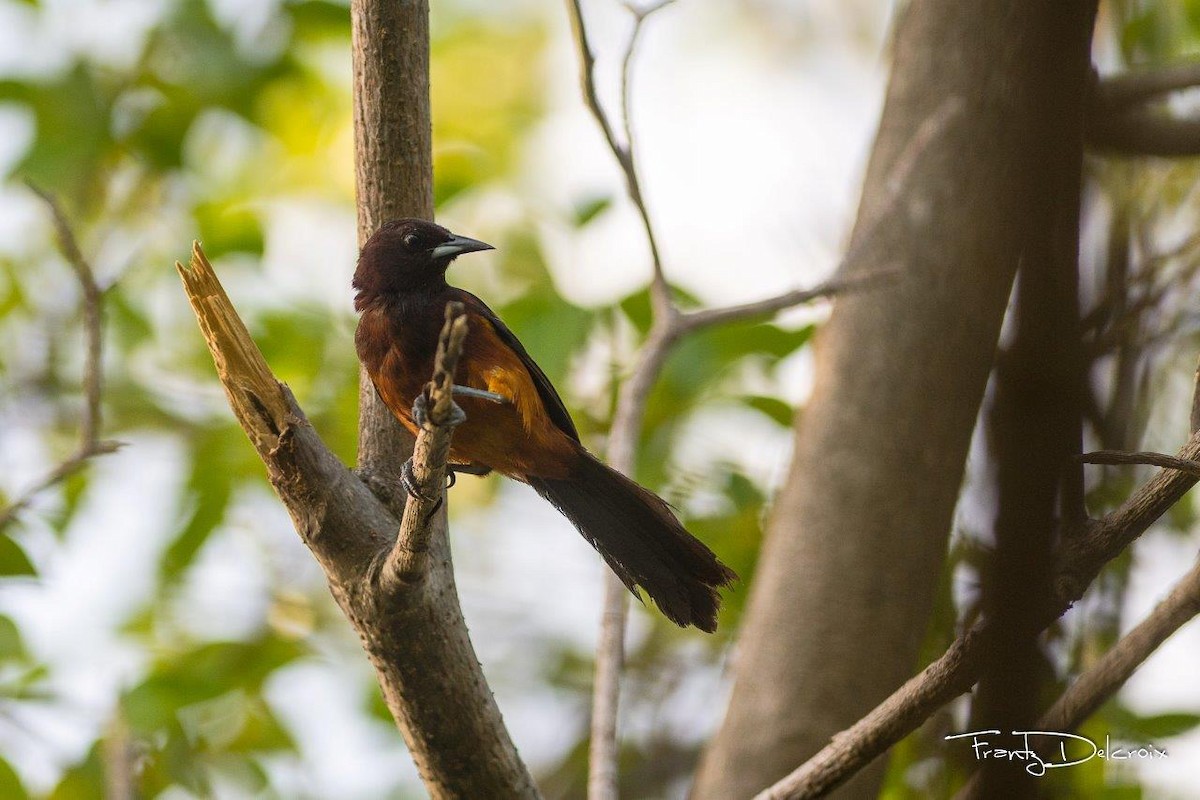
xmin=400 ymin=457 xmax=442 ymax=506
xmin=411 ymin=392 xmax=467 ymax=429
xmin=443 ymin=402 xmax=467 ymax=427
xmin=411 ymin=394 xmax=429 ymax=428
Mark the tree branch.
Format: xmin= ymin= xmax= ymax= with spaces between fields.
xmin=176 ymin=242 xmax=539 ymax=798
xmin=383 ymin=303 xmax=469 ymax=590
xmin=1085 ymin=61 xmax=1200 ymax=156
xmin=953 ymin=552 xmax=1200 ymax=799
xmin=1088 ymin=109 xmax=1200 ymax=157
xmin=0 ymin=186 xmax=121 ymax=534
xmin=1096 ymin=62 xmax=1200 ymax=111
xmin=567 ymin=0 xmax=672 ymax=313
xmin=753 ymin=413 xmax=1200 ymax=799
xmin=677 ymin=269 xmax=898 ymax=333
xmin=1041 ymin=554 xmax=1200 ymax=732
xmin=1077 ymin=449 xmax=1200 ymax=477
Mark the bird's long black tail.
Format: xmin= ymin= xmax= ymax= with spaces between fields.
xmin=528 ymin=453 xmax=736 ymax=632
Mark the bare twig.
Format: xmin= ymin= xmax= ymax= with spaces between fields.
xmin=102 ymin=711 xmax=137 ymax=800
xmin=566 ymin=2 xmax=677 ymax=796
xmin=0 ymin=186 xmax=120 ymax=533
xmin=1078 ymin=449 xmax=1200 ymax=476
xmin=678 ymin=269 xmax=897 ymax=332
xmin=383 ymin=303 xmax=469 ymax=589
xmin=567 ymin=0 xmax=672 ymax=314
xmin=1041 ymin=555 xmax=1200 ymax=731
xmin=1191 ymin=354 xmax=1200 ymax=432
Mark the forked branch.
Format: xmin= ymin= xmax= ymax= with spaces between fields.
xmin=176 ymin=242 xmax=538 ymax=798
xmin=0 ymin=187 xmax=121 ymax=533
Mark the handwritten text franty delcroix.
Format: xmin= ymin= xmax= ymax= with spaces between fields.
xmin=944 ymin=730 xmax=1167 ymax=776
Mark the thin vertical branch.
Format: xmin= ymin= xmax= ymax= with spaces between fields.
xmin=566 ymin=3 xmax=678 ymax=797
xmin=0 ymin=187 xmax=120 ymax=533
xmin=564 ymin=3 xmax=904 ymax=798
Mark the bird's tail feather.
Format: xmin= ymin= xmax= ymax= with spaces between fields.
xmin=528 ymin=453 xmax=736 ymax=632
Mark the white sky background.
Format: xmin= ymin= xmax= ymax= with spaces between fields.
xmin=0 ymin=0 xmax=1199 ymax=797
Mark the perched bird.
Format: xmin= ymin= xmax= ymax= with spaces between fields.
xmin=353 ymin=218 xmax=736 ymax=631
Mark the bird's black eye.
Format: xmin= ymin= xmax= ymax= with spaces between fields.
xmin=402 ymin=233 xmax=420 ymax=249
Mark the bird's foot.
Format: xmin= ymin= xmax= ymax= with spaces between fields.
xmin=451 ymin=385 xmax=510 ymax=405
xmin=411 ymin=394 xmax=429 ymax=428
xmin=444 ymin=462 xmax=493 ymax=491
xmin=401 ymin=457 xmax=442 ymax=506
xmin=449 ymin=462 xmax=493 ymax=477
xmin=401 ymin=458 xmax=445 ymax=520
xmin=411 ymin=392 xmax=468 ymax=430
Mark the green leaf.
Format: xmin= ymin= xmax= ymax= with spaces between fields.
xmin=194 ymin=200 xmax=264 ymax=258
xmin=160 ymin=425 xmax=246 ymax=582
xmin=0 ymin=64 xmax=113 ymax=197
xmin=0 ymin=756 xmax=27 ymax=800
xmin=0 ymin=533 xmax=35 ymax=577
xmin=1108 ymin=704 xmax=1200 ymax=740
xmin=48 ymin=745 xmax=103 ymax=800
xmin=619 ymin=288 xmax=653 ymax=335
xmin=742 ymin=395 xmax=794 ymax=427
xmin=123 ymin=637 xmax=305 ymax=736
xmin=0 ymin=615 xmax=27 ymax=661
xmin=571 ymin=195 xmax=611 ymax=227
xmin=498 ymin=292 xmax=594 ymax=387
xmin=287 ymin=0 xmax=352 ymax=42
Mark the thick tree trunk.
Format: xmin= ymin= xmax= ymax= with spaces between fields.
xmin=693 ymin=3 xmax=1099 ymax=798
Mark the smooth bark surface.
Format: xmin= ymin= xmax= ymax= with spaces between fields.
xmin=694 ymin=3 xmax=1101 ymax=797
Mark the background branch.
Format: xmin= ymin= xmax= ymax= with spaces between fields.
xmin=1096 ymin=61 xmax=1200 ymax=110
xmin=1089 ymin=110 xmax=1200 ymax=157
xmin=1087 ymin=61 xmax=1200 ymax=156
xmin=754 ymin=409 xmax=1200 ymax=799
xmin=564 ymin=4 xmax=893 ymax=797
xmin=1078 ymin=449 xmax=1200 ymax=476
xmin=0 ymin=186 xmax=120 ymax=533
xmin=954 ymin=552 xmax=1200 ymax=799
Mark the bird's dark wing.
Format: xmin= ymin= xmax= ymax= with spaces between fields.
xmin=452 ymin=289 xmax=581 ymax=443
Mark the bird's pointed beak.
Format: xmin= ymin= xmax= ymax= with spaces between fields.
xmin=431 ymin=234 xmax=494 ymax=261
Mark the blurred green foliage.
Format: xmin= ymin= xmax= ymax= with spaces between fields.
xmin=0 ymin=0 xmax=802 ymax=796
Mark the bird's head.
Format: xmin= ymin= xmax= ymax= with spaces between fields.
xmin=353 ymin=218 xmax=493 ymax=305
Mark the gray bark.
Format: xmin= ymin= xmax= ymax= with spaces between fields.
xmin=344 ymin=2 xmax=539 ymax=796
xmin=693 ymin=2 xmax=1100 ymax=797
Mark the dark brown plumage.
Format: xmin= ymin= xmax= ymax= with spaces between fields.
xmin=353 ymin=218 xmax=736 ymax=631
